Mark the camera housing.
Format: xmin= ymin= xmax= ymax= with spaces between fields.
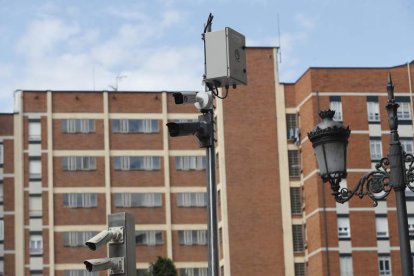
xmin=172 ymin=91 xmax=213 ymax=111
xmin=84 ymin=257 xmax=124 ymax=273
xmin=85 ymin=226 xmax=123 ymax=251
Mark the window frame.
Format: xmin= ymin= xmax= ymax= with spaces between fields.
xmin=288 ymin=150 xmax=301 ymax=177
xmin=330 ymin=98 xmax=343 ymax=121
xmin=114 ymin=193 xmax=162 ymax=208
xmin=337 ymin=217 xmax=351 ymax=239
xmin=176 ymin=192 xmax=207 ymax=207
xmin=367 ymin=101 xmax=380 ymax=122
xmin=62 ymin=156 xmax=97 ymax=171
xmin=179 ymin=230 xmax=208 ymax=246
xmin=376 ymin=216 xmax=389 ymax=239
xmin=112 ymin=119 xmax=159 ymax=133
xmin=378 ymin=255 xmax=392 ymax=275
xmin=369 ymin=139 xmax=383 ymax=161
xmin=175 ymin=156 xmax=207 ymax=171
xmin=61 ymin=119 xmax=96 ymax=134
xmin=63 ymin=193 xmax=97 ymax=208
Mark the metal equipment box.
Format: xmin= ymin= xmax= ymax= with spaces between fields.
xmin=205 ymin=27 xmax=247 ymax=87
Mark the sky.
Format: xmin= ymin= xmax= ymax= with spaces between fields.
xmin=0 ymin=0 xmax=413 ymax=112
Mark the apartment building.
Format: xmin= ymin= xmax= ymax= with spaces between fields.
xmin=0 ymin=47 xmax=413 ymax=276
xmin=287 ymin=61 xmax=414 ymax=275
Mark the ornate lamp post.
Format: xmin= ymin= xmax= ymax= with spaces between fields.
xmin=308 ymin=75 xmax=413 ymax=275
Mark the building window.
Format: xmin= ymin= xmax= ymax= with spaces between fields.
xmin=396 ymin=100 xmax=411 ymax=120
xmin=29 ymin=235 xmax=43 ymax=255
xmin=406 ymin=187 xmax=414 ymax=200
xmin=61 ymin=119 xmax=95 ymax=133
xmin=114 ymin=193 xmax=162 ymax=208
xmin=292 ymin=224 xmax=304 ymax=252
xmin=408 ymin=217 xmax=414 ymax=237
xmin=367 ymin=100 xmax=380 ymax=122
xmin=29 ymin=159 xmax=42 ymax=179
xmin=378 ymin=255 xmax=391 ymax=275
xmin=337 ymin=217 xmax=351 ymax=239
xmin=29 ymin=121 xmax=41 ymax=141
xmin=63 ymin=231 xmax=98 ymax=247
xmin=294 ymin=263 xmax=305 ymax=276
xmin=135 ymin=231 xmax=163 ymax=246
xmin=401 ymin=139 xmax=413 ymax=154
xmin=176 ymin=192 xmax=207 ymax=207
xmin=376 ymin=216 xmax=389 ymax=239
xmin=62 ymin=156 xmax=96 ymax=171
xmin=370 ymin=139 xmax=382 ymax=160
xmin=63 ymin=193 xmax=97 ymax=208
xmin=339 ymin=255 xmax=353 ymax=276
xmin=179 ymin=268 xmax=208 ymax=276
xmin=29 ymin=196 xmax=42 ymax=216
xmin=112 ymin=119 xmax=159 ymax=133
xmin=286 ymin=114 xmax=299 ymax=143
xmin=0 ymin=144 xmax=3 ymax=164
xmin=175 ymin=156 xmax=206 ymax=171
xmin=0 ymin=220 xmax=3 ymax=241
xmin=64 ymin=270 xmax=98 ymax=276
xmin=290 ymin=187 xmax=302 ymax=215
xmin=179 ymin=230 xmax=207 ymax=245
xmin=288 ymin=150 xmax=301 ymax=177
xmin=114 ymin=156 xmax=160 ymax=171
xmin=330 ymin=97 xmax=342 ymax=121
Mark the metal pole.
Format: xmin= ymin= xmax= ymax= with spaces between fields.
xmin=394 ymin=189 xmax=413 ymax=275
xmin=202 ymin=13 xmax=219 ymax=276
xmin=206 ymin=109 xmax=219 ymax=276
xmin=386 ymin=74 xmax=413 ymax=275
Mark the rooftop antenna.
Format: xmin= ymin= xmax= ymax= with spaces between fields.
xmin=92 ymin=64 xmax=96 ymax=91
xmin=109 ymin=74 xmax=127 ymax=91
xmin=277 ymin=13 xmax=282 ymax=63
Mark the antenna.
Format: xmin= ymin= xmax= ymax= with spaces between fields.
xmin=277 ymin=13 xmax=282 ymax=63
xmin=92 ymin=64 xmax=96 ymax=91
xmin=109 ymin=74 xmax=127 ymax=91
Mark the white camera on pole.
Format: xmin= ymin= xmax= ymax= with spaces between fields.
xmin=172 ymin=91 xmax=213 ymax=111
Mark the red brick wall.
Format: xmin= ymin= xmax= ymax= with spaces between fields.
xmin=222 ymin=48 xmax=285 ymax=275
xmin=109 ymin=92 xmax=162 ymax=113
xmin=52 ymin=92 xmax=103 ymax=113
xmin=54 ymin=194 xmax=106 ymax=225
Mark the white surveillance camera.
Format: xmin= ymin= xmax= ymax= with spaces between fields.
xmin=84 ymin=257 xmax=124 ymax=273
xmin=172 ymin=92 xmax=198 ymax=104
xmin=172 ymin=91 xmax=212 ymax=111
xmin=85 ymin=227 xmax=123 ymax=251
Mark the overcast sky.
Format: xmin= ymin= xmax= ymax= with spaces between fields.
xmin=0 ymin=0 xmax=413 ymax=112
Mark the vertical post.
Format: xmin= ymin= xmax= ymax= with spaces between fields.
xmin=202 ymin=13 xmax=219 ymax=276
xmin=206 ymin=109 xmax=219 ymax=276
xmin=394 ymin=190 xmax=413 ymax=275
xmin=386 ymin=74 xmax=413 ymax=275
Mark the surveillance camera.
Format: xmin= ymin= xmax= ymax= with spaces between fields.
xmin=166 ymin=122 xmax=200 ymax=137
xmin=172 ymin=91 xmax=212 ymax=110
xmin=85 ymin=227 xmax=123 ymax=251
xmin=172 ymin=92 xmax=198 ymax=104
xmin=84 ymin=257 xmax=124 ymax=273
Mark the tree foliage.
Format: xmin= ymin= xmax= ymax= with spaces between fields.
xmin=147 ymin=256 xmax=178 ymax=276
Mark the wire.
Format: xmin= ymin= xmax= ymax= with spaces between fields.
xmin=208 ymin=83 xmax=229 ymax=100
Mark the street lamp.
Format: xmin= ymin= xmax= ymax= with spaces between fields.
xmin=308 ymin=74 xmax=414 ymax=275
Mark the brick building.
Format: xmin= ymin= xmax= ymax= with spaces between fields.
xmin=0 ymin=47 xmax=413 ymax=276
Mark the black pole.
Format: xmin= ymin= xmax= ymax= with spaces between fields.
xmin=394 ymin=189 xmax=413 ymax=275
xmin=386 ymin=74 xmax=413 ymax=275
xmin=206 ymin=109 xmax=219 ymax=276
xmin=202 ymin=13 xmax=219 ymax=276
